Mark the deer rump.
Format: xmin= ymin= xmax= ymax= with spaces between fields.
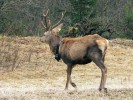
xmin=59 ymin=34 xmax=108 ymax=65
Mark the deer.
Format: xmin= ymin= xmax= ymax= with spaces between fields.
xmin=40 ymin=9 xmax=109 ymax=93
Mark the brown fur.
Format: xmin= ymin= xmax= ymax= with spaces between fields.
xmin=60 ymin=34 xmax=108 ymax=62
xmin=40 ymin=24 xmax=109 ymax=92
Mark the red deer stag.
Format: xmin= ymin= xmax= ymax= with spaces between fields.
xmin=40 ymin=10 xmax=109 ymax=92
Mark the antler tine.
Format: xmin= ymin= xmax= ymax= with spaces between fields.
xmin=43 ymin=9 xmax=49 ymax=17
xmin=52 ymin=10 xmax=66 ymax=29
xmin=41 ymin=21 xmax=46 ymax=29
xmin=41 ymin=9 xmax=50 ymax=31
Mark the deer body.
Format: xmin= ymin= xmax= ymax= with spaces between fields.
xmin=60 ymin=34 xmax=108 ymax=65
xmin=40 ymin=10 xmax=109 ymax=92
xmin=41 ymin=30 xmax=109 ymax=92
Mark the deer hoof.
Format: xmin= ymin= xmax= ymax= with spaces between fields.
xmin=64 ymin=88 xmax=68 ymax=91
xmin=99 ymin=88 xmax=102 ymax=91
xmin=71 ymin=82 xmax=76 ymax=88
xmin=99 ymin=88 xmax=108 ymax=93
xmin=104 ymin=88 xmax=108 ymax=93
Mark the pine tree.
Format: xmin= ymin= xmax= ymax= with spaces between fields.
xmin=69 ymin=0 xmax=97 ymax=23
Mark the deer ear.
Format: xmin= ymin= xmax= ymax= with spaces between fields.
xmin=52 ymin=23 xmax=63 ymax=35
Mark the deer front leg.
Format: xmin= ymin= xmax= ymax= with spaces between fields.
xmin=65 ymin=64 xmax=72 ymax=90
xmin=65 ymin=64 xmax=77 ymax=90
xmin=70 ymin=77 xmax=77 ymax=89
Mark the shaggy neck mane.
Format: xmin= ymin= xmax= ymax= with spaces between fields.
xmin=49 ymin=35 xmax=62 ymax=55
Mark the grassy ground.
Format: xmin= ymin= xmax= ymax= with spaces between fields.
xmin=0 ymin=36 xmax=133 ymax=100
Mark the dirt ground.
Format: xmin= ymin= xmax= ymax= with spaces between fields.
xmin=0 ymin=37 xmax=133 ymax=100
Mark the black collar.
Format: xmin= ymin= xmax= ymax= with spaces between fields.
xmin=55 ymin=40 xmax=63 ymax=61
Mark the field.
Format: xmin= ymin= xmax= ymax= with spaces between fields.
xmin=0 ymin=36 xmax=133 ymax=100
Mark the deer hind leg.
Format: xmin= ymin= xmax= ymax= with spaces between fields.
xmin=90 ymin=53 xmax=107 ymax=93
xmin=99 ymin=62 xmax=107 ymax=93
xmin=65 ymin=64 xmax=77 ymax=90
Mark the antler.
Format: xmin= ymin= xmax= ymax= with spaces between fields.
xmin=41 ymin=9 xmax=50 ymax=31
xmin=41 ymin=9 xmax=66 ymax=31
xmin=52 ymin=10 xmax=66 ymax=29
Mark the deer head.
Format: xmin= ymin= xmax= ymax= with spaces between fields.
xmin=40 ymin=9 xmax=65 ymax=44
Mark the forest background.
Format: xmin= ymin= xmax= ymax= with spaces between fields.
xmin=0 ymin=0 xmax=133 ymax=39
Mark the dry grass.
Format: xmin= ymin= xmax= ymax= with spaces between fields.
xmin=0 ymin=36 xmax=133 ymax=100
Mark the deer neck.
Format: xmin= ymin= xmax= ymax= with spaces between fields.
xmin=49 ymin=35 xmax=62 ymax=55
